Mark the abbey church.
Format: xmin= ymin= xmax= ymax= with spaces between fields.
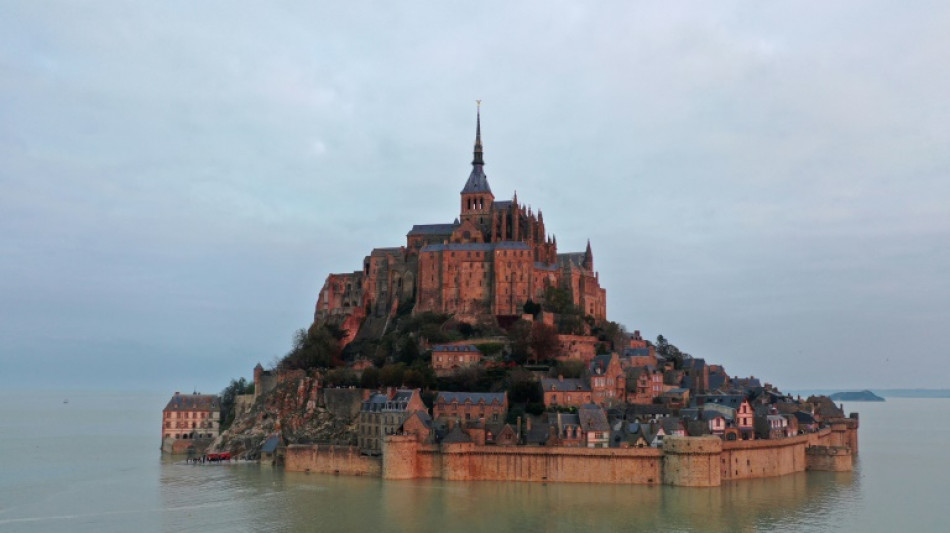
xmin=314 ymin=109 xmax=607 ymax=341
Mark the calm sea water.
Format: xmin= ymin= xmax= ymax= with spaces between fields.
xmin=0 ymin=391 xmax=945 ymax=532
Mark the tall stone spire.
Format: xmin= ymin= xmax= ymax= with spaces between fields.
xmin=473 ymin=100 xmax=484 ymax=166
xmin=461 ymin=101 xmax=491 ymax=195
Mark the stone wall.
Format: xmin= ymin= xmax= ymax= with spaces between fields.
xmin=162 ymin=436 xmax=213 ymax=455
xmin=286 ymin=425 xmax=859 ymax=487
xmin=323 ymin=388 xmax=364 ymax=420
xmin=384 ymin=438 xmax=663 ymax=484
xmin=662 ymin=436 xmax=722 ymax=487
xmin=285 ymin=444 xmax=381 ymax=476
xmin=720 ymin=435 xmax=807 ymax=481
xmin=805 ymin=445 xmax=853 ymax=471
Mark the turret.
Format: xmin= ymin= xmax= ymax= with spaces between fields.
xmin=583 ymin=239 xmax=593 ymax=271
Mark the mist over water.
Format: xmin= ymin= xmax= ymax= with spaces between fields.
xmin=0 ymin=391 xmax=944 ymax=532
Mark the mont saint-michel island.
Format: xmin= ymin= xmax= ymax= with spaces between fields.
xmin=162 ymin=109 xmax=858 ymax=487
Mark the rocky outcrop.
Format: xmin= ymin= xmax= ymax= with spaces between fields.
xmin=210 ymin=370 xmax=360 ymax=458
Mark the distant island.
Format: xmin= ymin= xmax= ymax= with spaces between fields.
xmin=829 ymin=390 xmax=885 ymax=402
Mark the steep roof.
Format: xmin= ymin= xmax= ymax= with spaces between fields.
xmin=261 ymin=434 xmax=281 ymax=453
xmin=461 ymin=106 xmax=492 ymax=195
xmin=436 ymin=391 xmax=506 ymax=405
xmin=431 ymin=344 xmax=481 ymax=353
xmin=163 ymin=393 xmax=220 ymax=411
xmin=408 ymin=223 xmax=458 ymax=236
xmin=441 ymin=425 xmax=473 ymax=444
xmin=462 ymin=165 xmax=492 ymax=194
xmin=420 ymin=241 xmax=531 ymax=253
xmin=541 ymin=377 xmax=591 ymax=392
xmin=578 ymin=405 xmax=610 ymax=432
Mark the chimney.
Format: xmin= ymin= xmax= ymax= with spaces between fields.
xmin=558 ymin=375 xmax=564 ymax=382
xmin=517 ymin=416 xmax=522 ymax=440
xmin=526 ymin=416 xmax=533 ymax=432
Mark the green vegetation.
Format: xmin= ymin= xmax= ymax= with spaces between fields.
xmin=278 ymin=325 xmax=346 ymax=371
xmin=655 ymin=334 xmax=691 ymax=370
xmin=220 ymin=377 xmax=255 ymax=430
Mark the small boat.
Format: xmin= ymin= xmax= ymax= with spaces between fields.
xmin=63 ymin=399 xmax=69 ymax=404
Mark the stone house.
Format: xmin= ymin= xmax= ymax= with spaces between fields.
xmin=737 ymin=400 xmax=755 ymax=440
xmin=659 ymin=387 xmax=690 ymax=409
xmin=589 ymin=353 xmax=626 ymax=406
xmin=755 ymin=413 xmax=789 ymax=440
xmin=433 ymin=391 xmax=508 ymax=424
xmin=358 ymin=388 xmax=427 ymax=455
xmin=553 ymin=412 xmax=585 ymax=447
xmin=577 ymin=404 xmax=611 ymax=448
xmin=400 ymin=411 xmax=434 ymax=443
xmin=555 ymin=334 xmax=599 ymax=362
xmin=431 ymin=344 xmax=482 ymax=377
xmin=485 ymin=422 xmax=518 ymax=446
xmin=541 ymin=376 xmax=592 ymax=408
xmin=626 ymin=366 xmax=664 ymax=405
xmin=161 ymin=392 xmax=221 ymax=442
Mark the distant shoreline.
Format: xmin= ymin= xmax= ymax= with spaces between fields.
xmin=788 ymin=389 xmax=950 ymax=399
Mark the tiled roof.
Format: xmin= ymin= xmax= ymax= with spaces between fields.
xmin=557 ymin=252 xmax=586 ymax=270
xmin=436 ymin=392 xmax=506 ymax=405
xmin=408 ymin=223 xmax=458 ymax=236
xmin=163 ymin=393 xmax=220 ymax=411
xmin=261 ymin=435 xmax=281 ymax=453
xmin=541 ymin=378 xmax=591 ymax=392
xmin=578 ymin=405 xmax=610 ymax=432
xmin=441 ymin=425 xmax=473 ymax=443
xmin=420 ymin=241 xmax=532 ymax=253
xmin=624 ymin=347 xmax=651 ymax=358
xmin=461 ymin=165 xmax=492 ymax=194
xmin=431 ymin=344 xmax=481 ymax=353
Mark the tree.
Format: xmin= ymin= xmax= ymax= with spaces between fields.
xmin=379 ymin=364 xmax=406 ymax=387
xmin=220 ymin=377 xmax=254 ymax=430
xmin=360 ymin=366 xmax=380 ymax=389
xmin=507 ymin=320 xmax=533 ymax=365
xmin=507 ymin=367 xmax=542 ymax=404
xmin=554 ymin=360 xmax=585 ymax=379
xmin=279 ymin=326 xmax=342 ymax=371
xmin=522 ymin=299 xmax=541 ymax=316
xmin=529 ymin=322 xmax=559 ymax=364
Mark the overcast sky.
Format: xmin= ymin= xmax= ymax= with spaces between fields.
xmin=2 ymin=2 xmax=948 ymax=393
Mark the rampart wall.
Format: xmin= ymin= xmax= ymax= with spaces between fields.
xmin=720 ymin=434 xmax=807 ymax=481
xmin=284 ymin=425 xmax=857 ymax=487
xmin=285 ymin=444 xmax=381 ymax=476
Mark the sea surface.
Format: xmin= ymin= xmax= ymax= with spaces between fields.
xmin=0 ymin=391 xmax=945 ymax=532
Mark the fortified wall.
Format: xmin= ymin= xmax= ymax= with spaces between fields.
xmin=284 ymin=420 xmax=857 ymax=487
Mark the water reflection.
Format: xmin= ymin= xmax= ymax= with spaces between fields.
xmin=160 ymin=462 xmax=859 ymax=532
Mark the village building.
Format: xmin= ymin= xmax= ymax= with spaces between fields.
xmin=577 ymin=404 xmax=611 ymax=448
xmin=555 ymin=334 xmax=599 ymax=362
xmin=588 ymin=353 xmax=626 ymax=405
xmin=432 ymin=391 xmax=508 ymax=423
xmin=541 ymin=376 xmax=592 ymax=408
xmin=623 ymin=330 xmax=657 ymax=367
xmin=431 ymin=344 xmax=482 ymax=376
xmin=400 ymin=411 xmax=434 ymax=443
xmin=485 ymin=422 xmax=519 ymax=446
xmin=161 ymin=392 xmax=221 ymax=442
xmin=358 ymin=388 xmax=427 ymax=455
xmin=626 ymin=365 xmax=664 ymax=405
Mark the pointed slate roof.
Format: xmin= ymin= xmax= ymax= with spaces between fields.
xmin=461 ymin=105 xmax=492 ymax=195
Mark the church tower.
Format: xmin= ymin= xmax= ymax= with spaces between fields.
xmin=459 ymin=102 xmax=494 ymax=234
